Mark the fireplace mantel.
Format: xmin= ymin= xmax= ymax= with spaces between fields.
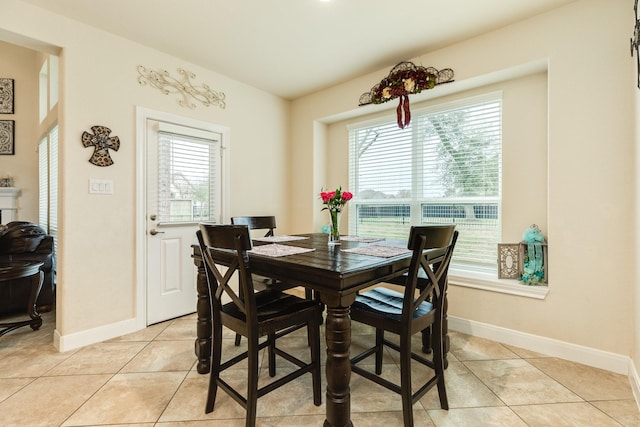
xmin=0 ymin=187 xmax=21 ymax=223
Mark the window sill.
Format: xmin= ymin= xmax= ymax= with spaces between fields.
xmin=448 ymin=267 xmax=549 ymax=299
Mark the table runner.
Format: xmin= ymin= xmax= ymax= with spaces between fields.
xmin=341 ymin=245 xmax=410 ymax=258
xmin=339 ymin=236 xmax=385 ymax=243
xmin=248 ymin=243 xmax=315 ymax=257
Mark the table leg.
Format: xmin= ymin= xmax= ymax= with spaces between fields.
xmin=27 ymin=271 xmax=44 ymax=330
xmin=194 ymin=258 xmax=212 ymax=374
xmin=323 ymin=303 xmax=353 ymax=427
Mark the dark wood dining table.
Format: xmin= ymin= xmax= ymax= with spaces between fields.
xmin=191 ymin=233 xmax=420 ymax=427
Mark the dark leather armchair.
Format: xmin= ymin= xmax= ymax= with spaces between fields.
xmin=0 ymin=221 xmax=55 ymax=314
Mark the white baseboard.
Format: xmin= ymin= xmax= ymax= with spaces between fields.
xmin=448 ymin=316 xmax=630 ymax=375
xmin=53 ymin=318 xmax=141 ymax=352
xmin=630 ymin=361 xmax=640 ymax=412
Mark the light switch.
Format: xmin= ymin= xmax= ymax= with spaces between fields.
xmin=89 ymin=179 xmax=114 ymax=194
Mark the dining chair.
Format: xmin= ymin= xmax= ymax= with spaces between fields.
xmin=196 ymin=224 xmax=322 ymax=427
xmin=231 ymin=216 xmax=316 ymax=345
xmin=349 ymin=225 xmax=458 ymax=427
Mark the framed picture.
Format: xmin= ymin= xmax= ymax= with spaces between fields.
xmin=497 ymin=243 xmax=521 ymax=279
xmin=0 ymin=78 xmax=14 ymax=114
xmin=0 ymin=120 xmax=15 ymax=155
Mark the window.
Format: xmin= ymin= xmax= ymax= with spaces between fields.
xmin=38 ymin=125 xmax=58 ymax=251
xmin=156 ymin=125 xmax=221 ymax=224
xmin=38 ymin=55 xmax=58 ymax=124
xmin=38 ymin=54 xmax=59 ymax=249
xmin=348 ymin=93 xmax=502 ymax=273
xmin=38 ymin=61 xmax=47 ymax=123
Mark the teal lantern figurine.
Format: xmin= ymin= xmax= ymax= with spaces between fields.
xmin=520 ymin=224 xmax=546 ymax=285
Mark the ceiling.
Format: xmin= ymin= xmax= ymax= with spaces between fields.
xmin=20 ymin=0 xmax=576 ymax=100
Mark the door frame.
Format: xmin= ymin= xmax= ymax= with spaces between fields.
xmin=135 ymin=106 xmax=230 ymax=329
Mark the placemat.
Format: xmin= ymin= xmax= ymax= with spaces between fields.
xmin=248 ymin=243 xmax=315 ymax=257
xmin=252 ymin=235 xmax=309 ymax=243
xmin=339 ymin=236 xmax=385 ymax=243
xmin=341 ymin=245 xmax=410 ymax=258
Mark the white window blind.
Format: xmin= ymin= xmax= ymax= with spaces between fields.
xmin=349 ymin=94 xmax=502 ymax=272
xmin=38 ymin=137 xmax=48 ymax=228
xmin=49 ymin=125 xmax=58 ymax=251
xmin=157 ymin=128 xmax=220 ymax=223
xmin=38 ymin=125 xmax=58 ymax=252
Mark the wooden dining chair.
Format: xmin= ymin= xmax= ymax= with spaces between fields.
xmin=231 ymin=216 xmax=316 ymax=345
xmin=349 ymin=225 xmax=458 ymax=427
xmin=230 ymin=216 xmax=277 ymax=238
xmin=197 ymin=224 xmax=322 ymax=427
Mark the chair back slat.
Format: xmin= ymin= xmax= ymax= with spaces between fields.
xmin=231 ymin=216 xmax=277 ymax=237
xmin=197 ymin=224 xmax=257 ymax=321
xmin=402 ymin=226 xmax=457 ymax=325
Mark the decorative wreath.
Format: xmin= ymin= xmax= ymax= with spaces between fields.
xmin=358 ymin=61 xmax=454 ymax=129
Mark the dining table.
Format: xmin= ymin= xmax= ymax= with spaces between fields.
xmin=191 ymin=232 xmax=446 ymax=427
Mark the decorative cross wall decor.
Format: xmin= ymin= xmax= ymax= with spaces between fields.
xmin=82 ymin=125 xmax=120 ymax=167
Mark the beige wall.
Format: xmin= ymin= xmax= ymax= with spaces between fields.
xmin=1 ymin=0 xmax=290 ymax=338
xmin=0 ymin=40 xmax=39 ymax=223
xmin=291 ymin=0 xmax=635 ymax=357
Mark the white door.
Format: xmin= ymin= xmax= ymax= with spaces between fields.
xmin=145 ymin=119 xmax=222 ymax=324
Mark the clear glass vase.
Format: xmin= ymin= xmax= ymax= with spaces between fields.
xmin=328 ymin=209 xmax=341 ymax=245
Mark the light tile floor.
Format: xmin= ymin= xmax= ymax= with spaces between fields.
xmin=0 ymin=310 xmax=639 ymax=426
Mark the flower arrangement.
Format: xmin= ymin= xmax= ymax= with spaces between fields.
xmin=320 ymin=187 xmax=353 ymax=244
xmin=320 ymin=187 xmax=353 ymax=213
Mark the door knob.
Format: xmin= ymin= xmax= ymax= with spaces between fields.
xmin=149 ymin=229 xmax=165 ymax=235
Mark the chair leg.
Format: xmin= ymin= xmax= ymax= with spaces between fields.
xmin=309 ymin=314 xmax=322 ymax=406
xmin=399 ymin=333 xmax=414 ymax=427
xmin=310 ymin=290 xmax=325 ymax=322
xmin=206 ymin=321 xmax=223 ymax=413
xmin=433 ymin=320 xmax=449 ymax=410
xmin=236 ymin=286 xmax=245 ymax=347
xmin=246 ymin=335 xmax=259 ymax=427
xmin=375 ymin=328 xmax=384 ymax=375
xmin=268 ymin=332 xmax=276 ymax=377
xmin=421 ymin=325 xmax=433 ymax=354
xmin=305 ymin=290 xmax=323 ymax=347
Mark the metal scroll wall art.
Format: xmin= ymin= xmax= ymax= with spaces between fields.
xmin=82 ymin=125 xmax=120 ymax=167
xmin=359 ymin=61 xmax=454 ymax=129
xmin=137 ymin=66 xmax=226 ymax=109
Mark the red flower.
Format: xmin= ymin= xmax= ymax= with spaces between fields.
xmin=320 ymin=187 xmax=353 ymax=212
xmin=320 ymin=191 xmax=336 ymax=203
